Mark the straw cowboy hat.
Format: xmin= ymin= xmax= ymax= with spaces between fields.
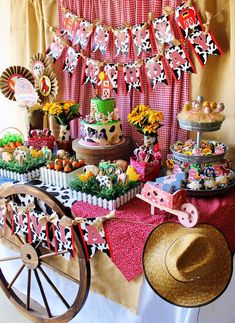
xmin=143 ymin=223 xmax=233 ymax=307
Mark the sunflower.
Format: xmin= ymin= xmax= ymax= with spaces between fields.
xmin=128 ymin=104 xmax=164 ymax=135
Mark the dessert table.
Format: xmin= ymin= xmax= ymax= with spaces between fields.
xmin=1 ymin=179 xmax=235 ymax=323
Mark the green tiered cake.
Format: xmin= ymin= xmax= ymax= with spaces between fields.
xmin=80 ymin=97 xmax=123 ymax=147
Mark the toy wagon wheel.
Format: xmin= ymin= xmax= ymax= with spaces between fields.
xmin=178 ymin=203 xmax=199 ymax=228
xmin=0 ymin=184 xmax=90 ymax=323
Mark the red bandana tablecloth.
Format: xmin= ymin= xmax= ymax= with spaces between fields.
xmin=72 ymin=187 xmax=235 ymax=281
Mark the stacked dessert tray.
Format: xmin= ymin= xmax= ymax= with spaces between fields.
xmin=171 ymin=119 xmax=235 ymax=197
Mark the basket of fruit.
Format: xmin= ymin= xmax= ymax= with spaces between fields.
xmin=0 ymin=128 xmax=24 ymax=153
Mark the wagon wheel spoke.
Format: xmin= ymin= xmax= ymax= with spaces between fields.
xmin=35 ymin=240 xmax=42 ymax=249
xmin=38 ymin=266 xmax=70 ymax=309
xmin=8 ymin=264 xmax=25 ymax=289
xmin=39 ymin=250 xmax=68 ymax=260
xmin=26 ymin=269 xmax=31 ymax=310
xmin=34 ymin=268 xmax=52 ymax=318
xmin=0 ymin=185 xmax=90 ymax=322
xmin=0 ymin=255 xmax=21 ymax=262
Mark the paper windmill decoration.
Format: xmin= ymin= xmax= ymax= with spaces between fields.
xmin=35 ymin=67 xmax=58 ymax=103
xmin=29 ymin=53 xmax=52 ymax=79
xmin=0 ymin=65 xmax=35 ymax=101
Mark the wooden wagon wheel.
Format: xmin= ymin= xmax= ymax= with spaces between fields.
xmin=0 ymin=184 xmax=90 ymax=323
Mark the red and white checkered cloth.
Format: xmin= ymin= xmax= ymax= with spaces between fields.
xmin=57 ymin=0 xmax=189 ymax=160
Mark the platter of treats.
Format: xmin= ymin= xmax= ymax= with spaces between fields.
xmin=185 ymin=161 xmax=235 ymax=197
xmin=170 ymin=139 xmax=228 ymax=163
xmin=187 ymin=178 xmax=235 ymax=197
xmin=166 ymin=158 xmax=235 ymax=197
xmin=177 ymin=96 xmax=225 ymax=131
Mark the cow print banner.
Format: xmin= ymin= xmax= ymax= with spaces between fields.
xmin=104 ymin=63 xmax=119 ymax=93
xmin=114 ymin=27 xmax=130 ymax=57
xmin=46 ymin=36 xmax=65 ymax=63
xmin=145 ymin=55 xmax=169 ymax=88
xmin=92 ymin=25 xmax=110 ymax=55
xmin=79 ymin=218 xmax=111 ymax=260
xmin=63 ymin=47 xmax=80 ymax=75
xmin=175 ymin=2 xmax=223 ymax=65
xmin=84 ymin=58 xmax=100 ymax=88
xmin=72 ymin=19 xmax=93 ymax=49
xmin=123 ymin=63 xmax=142 ymax=93
xmin=132 ymin=23 xmax=152 ymax=57
xmin=61 ymin=11 xmax=79 ymax=42
xmin=165 ymin=44 xmax=195 ymax=80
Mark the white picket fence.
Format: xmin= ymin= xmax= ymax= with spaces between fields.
xmin=0 ymin=168 xmax=40 ymax=182
xmin=40 ymin=167 xmax=84 ymax=188
xmin=70 ymin=183 xmax=143 ymax=210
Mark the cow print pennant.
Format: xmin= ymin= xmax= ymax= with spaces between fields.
xmin=11 ymin=205 xmax=29 ymax=241
xmin=123 ymin=62 xmax=142 ymax=93
xmin=152 ymin=15 xmax=174 ymax=47
xmin=46 ymin=36 xmax=65 ymax=63
xmin=114 ymin=27 xmax=130 ymax=57
xmin=84 ymin=58 xmax=100 ymax=88
xmin=61 ymin=11 xmax=79 ymax=42
xmin=78 ymin=218 xmax=111 ymax=260
xmin=132 ymin=23 xmax=152 ymax=57
xmin=104 ymin=63 xmax=119 ymax=93
xmin=188 ymin=30 xmax=222 ymax=66
xmin=29 ymin=210 xmax=48 ymax=244
xmin=92 ymin=25 xmax=110 ymax=55
xmin=165 ymin=44 xmax=195 ymax=80
xmin=175 ymin=2 xmax=223 ymax=66
xmin=145 ymin=55 xmax=169 ymax=88
xmin=175 ymin=3 xmax=202 ymax=39
xmin=54 ymin=221 xmax=73 ymax=255
xmin=72 ymin=19 xmax=93 ymax=50
xmin=63 ymin=47 xmax=80 ymax=75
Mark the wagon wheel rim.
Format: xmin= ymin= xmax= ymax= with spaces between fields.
xmin=0 ymin=184 xmax=90 ymax=323
xmin=178 ymin=203 xmax=199 ymax=228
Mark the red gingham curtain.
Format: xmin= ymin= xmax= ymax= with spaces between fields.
xmin=57 ymin=0 xmax=189 ymax=160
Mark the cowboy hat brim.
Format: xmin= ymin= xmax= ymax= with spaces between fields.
xmin=143 ymin=223 xmax=233 ymax=307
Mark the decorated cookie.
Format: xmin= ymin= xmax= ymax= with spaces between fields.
xmin=187 ymin=181 xmax=202 ymax=190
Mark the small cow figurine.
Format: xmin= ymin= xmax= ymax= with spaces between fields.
xmin=96 ymin=173 xmax=113 ymax=189
xmin=14 ymin=146 xmax=30 ymax=164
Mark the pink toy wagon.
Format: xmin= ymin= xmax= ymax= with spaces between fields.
xmin=137 ymin=181 xmax=199 ymax=227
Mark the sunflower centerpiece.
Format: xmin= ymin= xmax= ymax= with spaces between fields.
xmin=43 ymin=101 xmax=81 ymax=142
xmin=128 ymin=105 xmax=164 ymax=149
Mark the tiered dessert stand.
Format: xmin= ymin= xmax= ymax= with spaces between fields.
xmin=171 ymin=118 xmax=235 ymax=196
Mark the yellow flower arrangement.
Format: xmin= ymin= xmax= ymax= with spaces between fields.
xmin=43 ymin=101 xmax=81 ymax=125
xmin=128 ymin=105 xmax=164 ymax=136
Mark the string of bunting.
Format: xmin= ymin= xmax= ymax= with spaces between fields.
xmin=0 ymin=201 xmax=115 ymax=260
xmin=41 ymin=0 xmax=224 ymax=94
xmin=0 ymin=199 xmax=160 ymax=262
